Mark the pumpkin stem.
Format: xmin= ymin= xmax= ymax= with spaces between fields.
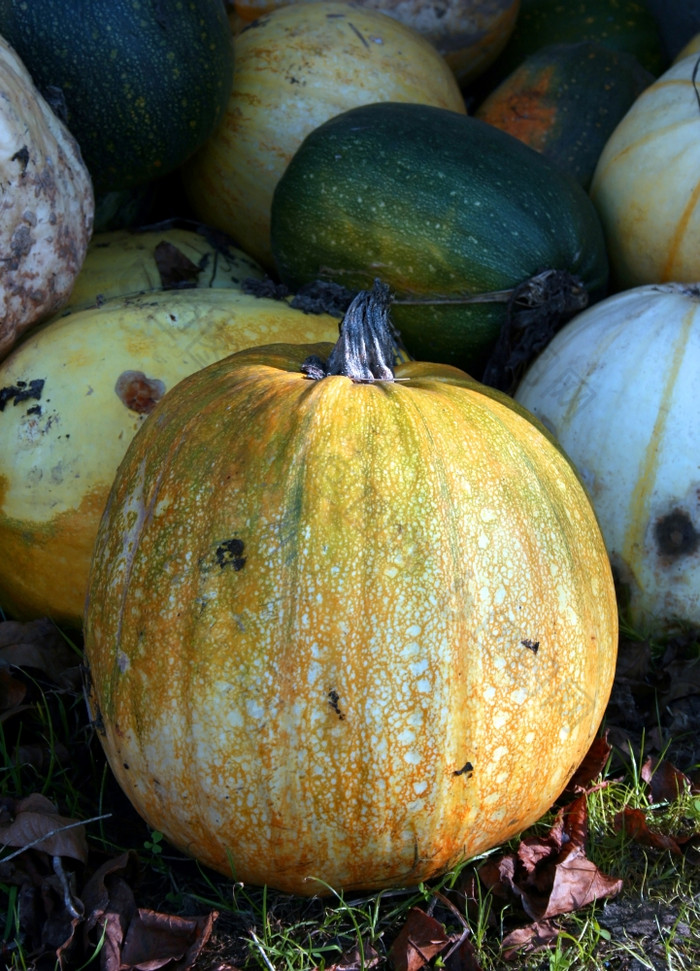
xmin=302 ymin=280 xmax=402 ymax=382
xmin=480 ymin=268 xmax=589 ymax=392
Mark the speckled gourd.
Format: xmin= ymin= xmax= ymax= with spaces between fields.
xmin=0 ymin=33 xmax=93 ymax=359
xmin=183 ymin=1 xmax=467 ymax=269
xmin=50 ymin=225 xmax=265 ymax=318
xmin=83 ymin=284 xmax=618 ymax=895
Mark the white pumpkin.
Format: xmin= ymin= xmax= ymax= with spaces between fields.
xmin=514 ymin=283 xmax=700 ymax=632
xmin=590 ymin=54 xmax=700 ymax=289
xmin=0 ymin=35 xmax=94 ymax=358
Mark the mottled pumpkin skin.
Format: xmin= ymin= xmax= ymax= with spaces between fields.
xmin=84 ymin=345 xmax=618 ymax=895
xmin=475 ymin=42 xmax=653 ymax=189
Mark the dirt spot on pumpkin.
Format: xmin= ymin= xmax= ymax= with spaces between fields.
xmin=453 ymin=760 xmax=474 ymax=778
xmin=154 ymin=241 xmax=202 ymax=289
xmin=327 ymin=689 xmax=345 ymax=720
xmin=654 ymin=508 xmax=699 ymax=560
xmin=114 ymin=371 xmax=165 ymax=414
xmin=0 ymin=378 xmax=45 ymax=411
xmin=215 ymin=538 xmax=246 ymax=571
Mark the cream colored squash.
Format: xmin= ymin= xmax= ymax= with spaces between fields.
xmin=0 ymin=35 xmax=93 ymax=359
xmin=183 ymin=1 xmax=466 ymax=269
xmin=590 ymin=54 xmax=700 ymax=289
xmin=673 ymin=32 xmax=700 ymax=63
xmin=229 ymin=0 xmax=520 ymax=84
xmin=515 ymin=283 xmax=700 ymax=632
xmin=0 ymin=288 xmax=339 ymax=628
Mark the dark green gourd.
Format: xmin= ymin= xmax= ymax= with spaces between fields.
xmin=270 ymin=101 xmax=609 ymax=378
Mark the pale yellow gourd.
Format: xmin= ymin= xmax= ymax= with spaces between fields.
xmin=54 ymin=226 xmax=265 ymax=317
xmin=0 ymin=289 xmax=339 ymax=627
xmin=590 ymin=54 xmax=700 ymax=288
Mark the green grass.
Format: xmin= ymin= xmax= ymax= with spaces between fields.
xmin=1 ymin=620 xmax=698 ymax=970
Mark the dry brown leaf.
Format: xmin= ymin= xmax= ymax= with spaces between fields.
xmin=119 ymin=909 xmax=218 ymax=971
xmin=82 ymin=850 xmax=217 ymax=971
xmin=641 ymin=755 xmax=696 ymax=801
xmin=613 ymin=807 xmax=685 ymax=855
xmin=0 ymin=665 xmax=27 ymax=712
xmin=0 ymin=618 xmax=81 ymax=689
xmin=562 ymin=733 xmax=612 ymax=795
xmin=388 ymin=907 xmax=451 ymax=971
xmin=501 ymin=918 xmax=561 ymax=960
xmin=536 ymin=847 xmax=624 ymax=920
xmin=326 ymin=936 xmax=381 ymax=970
xmin=0 ymin=793 xmax=88 ymax=863
xmin=478 ymin=791 xmax=622 ymax=953
xmin=659 ymin=639 xmax=700 ymax=705
xmin=442 ymin=935 xmax=484 ymax=970
xmin=154 ymin=241 xmax=202 ymax=290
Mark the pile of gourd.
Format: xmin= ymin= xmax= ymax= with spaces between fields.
xmin=0 ymin=0 xmax=698 ymax=896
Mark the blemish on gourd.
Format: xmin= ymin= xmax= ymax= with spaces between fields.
xmin=453 ymin=760 xmax=473 ymax=778
xmin=115 ymin=370 xmax=165 ymax=414
xmin=0 ymin=377 xmax=45 ymax=410
xmin=215 ymin=538 xmax=246 ymax=570
xmin=521 ymin=638 xmax=539 ymax=653
xmin=327 ymin=689 xmax=345 ymax=720
xmin=654 ymin=508 xmax=699 ymax=559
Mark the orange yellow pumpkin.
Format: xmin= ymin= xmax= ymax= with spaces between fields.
xmin=84 ymin=284 xmax=618 ymax=895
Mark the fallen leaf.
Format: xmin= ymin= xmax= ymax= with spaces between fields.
xmin=326 ymin=936 xmax=380 ymax=970
xmin=442 ymin=935 xmax=484 ymax=970
xmin=82 ymin=851 xmax=217 ymax=971
xmin=501 ymin=918 xmax=560 ymax=960
xmin=536 ymin=847 xmax=624 ymax=920
xmin=478 ymin=792 xmax=622 ymax=955
xmin=562 ymin=733 xmax=612 ymax=795
xmin=154 ymin=241 xmax=201 ymax=290
xmin=0 ymin=618 xmax=81 ymax=688
xmin=0 ymin=665 xmax=27 ymax=712
xmin=119 ymin=908 xmax=218 ymax=970
xmin=613 ymin=807 xmax=684 ymax=855
xmin=0 ymin=793 xmax=88 ymax=863
xmin=641 ymin=755 xmax=696 ymax=801
xmin=389 ymin=907 xmax=450 ymax=971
